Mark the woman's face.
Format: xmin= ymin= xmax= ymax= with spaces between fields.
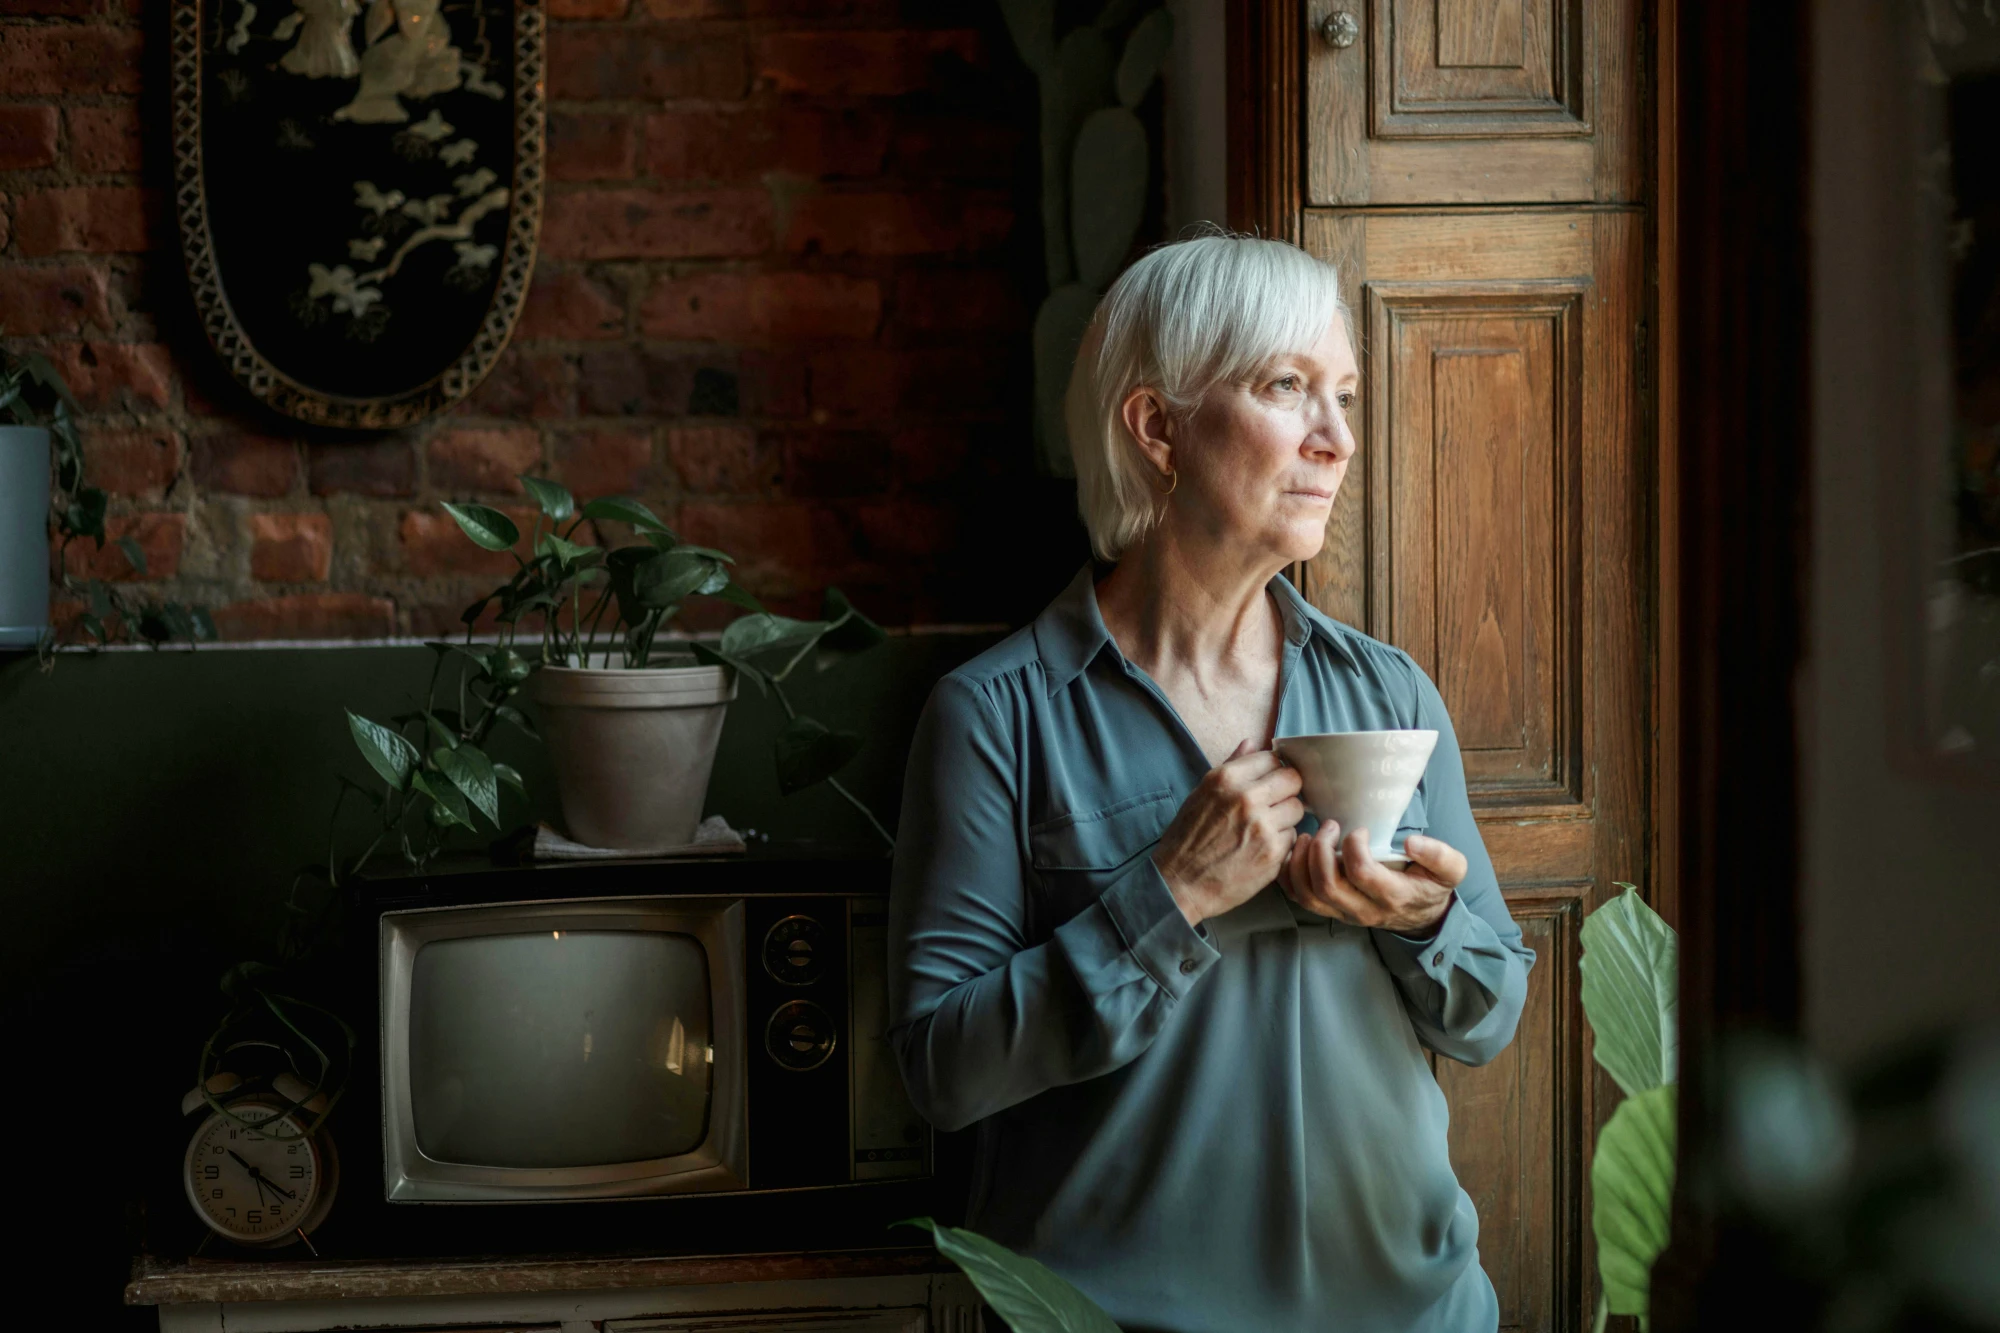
xmin=1175 ymin=318 xmax=1360 ymax=567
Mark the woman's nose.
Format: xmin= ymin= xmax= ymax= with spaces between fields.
xmin=1309 ymin=403 xmax=1357 ymax=463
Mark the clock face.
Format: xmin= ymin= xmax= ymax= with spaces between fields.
xmin=183 ymin=1102 xmax=322 ymax=1244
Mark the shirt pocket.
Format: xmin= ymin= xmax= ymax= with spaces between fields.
xmin=1027 ymin=789 xmax=1178 ymax=924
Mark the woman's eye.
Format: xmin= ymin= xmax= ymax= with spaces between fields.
xmin=1337 ymin=392 xmax=1355 ymax=410
xmin=1274 ymin=375 xmax=1300 ymax=392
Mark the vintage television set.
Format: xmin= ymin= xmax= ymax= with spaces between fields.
xmin=323 ymin=848 xmax=956 ymax=1258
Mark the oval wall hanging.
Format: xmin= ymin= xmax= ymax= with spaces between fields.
xmin=170 ymin=0 xmax=545 ymax=429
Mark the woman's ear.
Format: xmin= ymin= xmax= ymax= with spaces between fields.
xmin=1119 ymin=386 xmax=1175 ymax=478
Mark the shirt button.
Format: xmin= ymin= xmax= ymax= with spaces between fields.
xmin=1432 ymin=951 xmax=1445 ymax=967
xmin=1179 ymin=957 xmax=1199 ymax=975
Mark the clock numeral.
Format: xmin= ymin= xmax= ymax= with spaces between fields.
xmin=204 ymin=1165 xmax=219 ymax=1179
xmin=246 ymin=1209 xmax=262 ymax=1226
xmin=289 ymin=1164 xmax=306 ymax=1179
xmin=287 ymin=1144 xmax=300 ymax=1155
xmin=211 ymin=1188 xmax=223 ymax=1199
xmin=211 ymin=1145 xmax=224 ymax=1155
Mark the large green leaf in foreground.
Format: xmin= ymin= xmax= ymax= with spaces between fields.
xmin=1579 ymin=885 xmax=1678 ymax=1097
xmin=1593 ymin=1083 xmax=1677 ymax=1318
xmin=901 ymin=1218 xmax=1121 ymax=1333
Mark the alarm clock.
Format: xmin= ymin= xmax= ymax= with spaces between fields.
xmin=181 ymin=1069 xmax=339 ymax=1249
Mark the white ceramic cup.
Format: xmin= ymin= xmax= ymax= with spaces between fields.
xmin=1272 ymin=730 xmax=1438 ymax=867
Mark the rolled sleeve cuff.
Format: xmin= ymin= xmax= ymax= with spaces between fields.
xmin=1099 ymin=855 xmax=1221 ymax=1000
xmin=1375 ymin=893 xmax=1471 ymax=985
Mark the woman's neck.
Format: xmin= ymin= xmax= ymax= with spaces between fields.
xmin=1095 ymin=527 xmax=1287 ymax=684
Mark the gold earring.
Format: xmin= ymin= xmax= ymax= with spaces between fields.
xmin=1162 ymin=468 xmax=1177 ymax=497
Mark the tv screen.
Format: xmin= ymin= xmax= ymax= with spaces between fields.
xmin=408 ymin=929 xmax=713 ymax=1169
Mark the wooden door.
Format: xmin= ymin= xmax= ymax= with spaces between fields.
xmin=1276 ymin=4 xmax=1659 ymax=1331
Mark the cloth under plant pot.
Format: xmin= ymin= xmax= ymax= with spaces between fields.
xmin=531 ymin=664 xmax=736 ymax=852
xmin=0 ymin=426 xmax=50 ymax=649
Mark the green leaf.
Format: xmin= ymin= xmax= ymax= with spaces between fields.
xmin=714 ymin=580 xmax=764 ymax=613
xmin=486 ymin=646 xmax=532 ymax=685
xmin=492 ymin=762 xmax=527 ymax=796
xmin=536 ymin=530 xmax=600 ymax=569
xmin=346 ymin=711 xmax=419 ymax=790
xmin=897 ymin=1219 xmax=1121 ymax=1333
xmin=635 ymin=548 xmax=724 ymax=608
xmin=1114 ymin=8 xmax=1173 ymax=107
xmin=1579 ymin=886 xmax=1679 ymax=1098
xmin=773 ymin=715 xmax=862 ymax=795
xmin=426 ymin=714 xmax=458 ymax=752
xmin=581 ymin=496 xmax=673 ymax=535
xmin=518 ymin=475 xmax=575 ymax=521
xmin=64 ymin=486 xmax=107 ymax=543
xmin=495 ymin=703 xmax=539 ymax=739
xmin=412 ymin=770 xmax=474 ymax=829
xmin=114 ymin=535 xmax=149 ymax=577
xmin=818 ymin=587 xmax=887 ymax=659
xmin=433 ymin=742 xmax=500 ymax=827
xmin=721 ymin=611 xmax=828 ymax=659
xmin=668 ymin=544 xmax=736 ymax=565
xmin=441 ymin=502 xmax=520 ymax=552
xmin=1592 ymin=1084 xmax=1676 ymax=1318
xmin=689 ymin=641 xmax=768 ymax=697
xmin=191 ymin=607 xmax=218 ymax=642
xmin=1039 ymin=27 xmax=1116 ymax=288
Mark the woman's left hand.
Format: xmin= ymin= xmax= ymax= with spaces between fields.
xmin=1280 ymin=822 xmax=1467 ymax=936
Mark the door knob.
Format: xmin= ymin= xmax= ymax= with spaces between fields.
xmin=1319 ymin=10 xmax=1360 ymax=48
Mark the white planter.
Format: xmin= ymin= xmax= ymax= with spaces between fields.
xmin=530 ymin=664 xmax=736 ymax=852
xmin=0 ymin=425 xmax=50 ymax=650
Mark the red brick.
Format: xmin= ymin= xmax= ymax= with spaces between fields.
xmin=542 ymin=188 xmax=772 ymax=260
xmin=548 ymin=0 xmax=628 ymax=14
xmin=48 ymin=340 xmax=172 ymax=408
xmin=892 ymin=268 xmax=1026 ymax=333
xmin=679 ymin=500 xmax=845 ymax=586
xmin=16 ymin=186 xmax=155 ymax=255
xmin=855 ymin=499 xmax=958 ymax=560
xmin=807 ymin=346 xmax=1006 ymax=420
xmin=555 ymin=428 xmax=652 ymax=496
xmin=548 ymin=112 xmax=638 ymax=182
xmin=576 ymin=347 xmax=694 ymax=416
xmin=463 ymin=348 xmax=577 ymax=417
xmin=400 ymin=507 xmax=537 ymax=577
xmin=642 ymin=0 xmax=739 ymax=14
xmin=890 ymin=117 xmax=1023 ymax=181
xmin=54 ymin=511 xmax=182 ymax=582
xmin=639 ymin=271 xmax=880 ymax=342
xmin=0 ymin=264 xmax=112 ymax=334
xmin=66 ymin=104 xmax=143 ymax=174
xmin=776 ymin=428 xmax=890 ymax=497
xmin=756 ymin=30 xmax=980 ymax=97
xmin=0 ymin=106 xmax=59 ymax=171
xmin=548 ymin=28 xmax=746 ymax=101
xmin=738 ymin=348 xmax=808 ymax=417
xmin=5 ymin=0 xmax=112 ymax=14
xmin=745 ymin=0 xmax=899 ymax=17
xmin=429 ymin=426 xmax=542 ymax=494
xmin=191 ymin=432 xmax=301 ymax=497
xmin=889 ymin=425 xmax=976 ymax=490
xmin=0 ymin=26 xmax=144 ymax=96
xmin=82 ymin=426 xmax=180 ymax=497
xmin=667 ymin=423 xmax=777 ymax=494
xmin=786 ymin=191 xmax=1013 ymax=257
xmin=307 ymin=438 xmax=415 ymax=497
xmin=209 ymin=593 xmax=396 ymax=642
xmin=519 ymin=268 xmax=623 ymax=341
xmin=247 ymin=512 xmax=333 ymax=583
xmin=644 ymin=108 xmax=888 ymax=181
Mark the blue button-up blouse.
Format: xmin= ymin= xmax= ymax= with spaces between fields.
xmin=887 ymin=566 xmax=1536 ymax=1333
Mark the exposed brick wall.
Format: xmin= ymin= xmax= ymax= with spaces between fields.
xmin=2 ymin=0 xmax=1081 ymax=640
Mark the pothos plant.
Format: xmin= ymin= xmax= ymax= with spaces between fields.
xmin=194 ymin=475 xmax=898 ymax=1136
xmin=438 ymin=474 xmax=896 ymax=847
xmin=0 ymin=346 xmax=216 ymax=659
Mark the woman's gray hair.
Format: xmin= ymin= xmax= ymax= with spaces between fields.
xmin=1066 ymin=231 xmax=1348 ymax=562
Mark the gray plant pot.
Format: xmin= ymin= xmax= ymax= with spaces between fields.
xmin=530 ymin=664 xmax=736 ymax=851
xmin=0 ymin=425 xmax=50 ymax=650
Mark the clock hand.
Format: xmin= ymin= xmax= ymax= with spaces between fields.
xmin=227 ymin=1148 xmax=300 ymax=1202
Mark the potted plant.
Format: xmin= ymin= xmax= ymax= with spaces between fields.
xmin=0 ymin=350 xmax=67 ymax=649
xmin=442 ymin=476 xmax=892 ymax=852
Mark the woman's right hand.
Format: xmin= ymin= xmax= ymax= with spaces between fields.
xmin=1152 ymin=741 xmax=1305 ymax=927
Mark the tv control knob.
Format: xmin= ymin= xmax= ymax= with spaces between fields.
xmin=762 ymin=915 xmax=826 ymax=986
xmin=765 ymin=1001 xmax=837 ymax=1072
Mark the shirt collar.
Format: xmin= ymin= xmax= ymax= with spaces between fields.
xmin=1032 ymin=563 xmax=1360 ymax=697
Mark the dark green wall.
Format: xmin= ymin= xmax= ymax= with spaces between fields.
xmin=0 ymin=630 xmax=998 ymax=1322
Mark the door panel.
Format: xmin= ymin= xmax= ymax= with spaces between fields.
xmin=1302 ymin=206 xmax=1646 ymax=1332
xmin=1305 ymin=0 xmax=1641 ymax=206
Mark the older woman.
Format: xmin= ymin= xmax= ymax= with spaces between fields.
xmin=887 ymin=234 xmax=1535 ymax=1332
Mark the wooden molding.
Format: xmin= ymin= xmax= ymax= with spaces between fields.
xmin=1226 ymin=0 xmax=1302 ymax=242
